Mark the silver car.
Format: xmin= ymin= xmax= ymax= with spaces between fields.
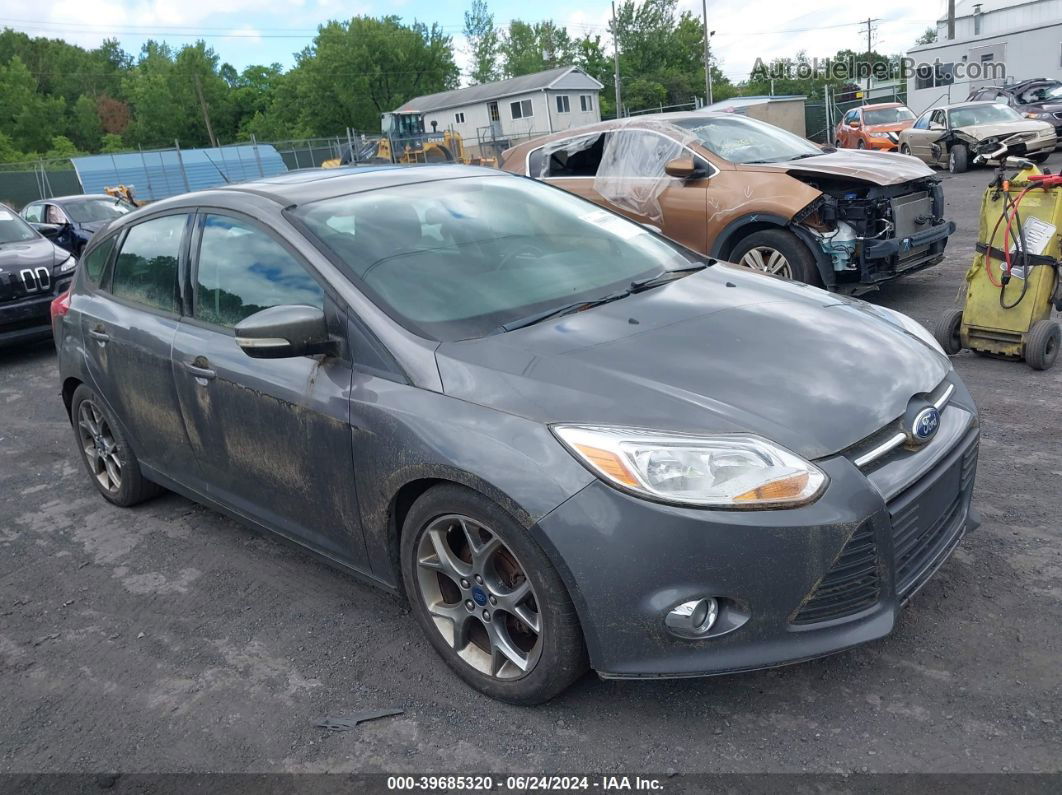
xmin=898 ymin=101 xmax=1056 ymax=173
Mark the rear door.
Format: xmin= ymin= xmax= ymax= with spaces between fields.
xmin=170 ymin=211 xmax=365 ymax=565
xmin=77 ymin=212 xmax=195 ymax=474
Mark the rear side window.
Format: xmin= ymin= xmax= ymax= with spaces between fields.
xmin=111 ymin=214 xmax=186 ymax=312
xmin=532 ymin=134 xmax=606 ymax=178
xmin=82 ymin=237 xmax=116 ymax=286
xmin=194 ymin=214 xmax=324 ymax=328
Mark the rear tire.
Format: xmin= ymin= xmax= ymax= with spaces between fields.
xmin=949 ymin=144 xmax=969 ymax=174
xmin=1025 ymin=319 xmax=1060 ymax=370
xmin=400 ymin=484 xmax=588 ymax=704
xmin=900 ymin=143 xmax=913 ymax=156
xmin=70 ymin=385 xmax=164 ymax=507
xmin=1029 ymin=152 xmax=1050 ymax=164
xmin=730 ymin=229 xmax=820 ymax=285
xmin=934 ymin=308 xmax=965 ymax=355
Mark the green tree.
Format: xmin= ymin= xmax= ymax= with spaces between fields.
xmin=71 ymin=94 xmax=103 ymax=151
xmin=0 ymin=131 xmax=25 ymax=163
xmin=575 ymin=34 xmax=615 ymax=117
xmin=464 ymin=0 xmax=499 ymax=84
xmin=500 ymin=20 xmax=577 ymax=77
xmin=99 ymin=132 xmax=126 ymax=153
xmin=292 ymin=16 xmax=459 ymax=134
xmin=45 ymin=135 xmax=79 ymax=159
xmin=915 ymin=27 xmax=938 ymax=46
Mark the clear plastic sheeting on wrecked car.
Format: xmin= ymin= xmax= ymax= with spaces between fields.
xmin=530 ymin=119 xmax=700 ymax=225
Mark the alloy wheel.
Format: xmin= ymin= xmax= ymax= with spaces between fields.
xmin=415 ymin=514 xmax=542 ymax=680
xmin=739 ymin=246 xmax=794 ymax=278
xmin=77 ymin=400 xmax=122 ymax=493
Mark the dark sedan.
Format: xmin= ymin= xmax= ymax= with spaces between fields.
xmin=21 ymin=194 xmax=134 ymax=256
xmin=0 ymin=207 xmax=78 ymax=347
xmin=56 ymin=165 xmax=979 ymax=703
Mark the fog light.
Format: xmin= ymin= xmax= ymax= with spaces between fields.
xmin=665 ymin=597 xmax=719 ymax=638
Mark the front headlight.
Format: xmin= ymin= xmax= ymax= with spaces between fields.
xmin=57 ymin=255 xmax=77 ymax=273
xmin=871 ymin=305 xmax=946 ymax=356
xmin=869 ymin=132 xmax=891 ymax=138
xmin=551 ymin=426 xmax=827 ymax=509
xmin=1025 ymin=112 xmax=1051 ymax=120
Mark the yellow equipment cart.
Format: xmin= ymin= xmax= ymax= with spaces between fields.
xmin=935 ymin=151 xmax=1062 ymax=370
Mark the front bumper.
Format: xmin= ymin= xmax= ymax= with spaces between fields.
xmin=864 ymin=136 xmax=899 ymax=151
xmin=0 ymin=287 xmax=68 ymax=348
xmin=535 ymin=379 xmax=979 ymax=678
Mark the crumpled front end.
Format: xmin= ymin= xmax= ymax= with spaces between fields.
xmin=791 ymin=175 xmax=955 ymax=294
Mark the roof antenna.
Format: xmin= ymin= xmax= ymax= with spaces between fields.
xmin=202 ymin=150 xmax=231 ymax=184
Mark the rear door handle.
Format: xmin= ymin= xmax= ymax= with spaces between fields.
xmin=183 ymin=357 xmax=216 ymax=382
xmin=88 ymin=325 xmax=109 ymax=343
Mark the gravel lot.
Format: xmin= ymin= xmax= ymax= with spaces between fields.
xmin=1 ymin=158 xmax=1060 ymax=776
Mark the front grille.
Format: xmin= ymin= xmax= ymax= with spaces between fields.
xmin=889 ymin=438 xmax=978 ymax=598
xmin=791 ymin=521 xmax=880 ymax=625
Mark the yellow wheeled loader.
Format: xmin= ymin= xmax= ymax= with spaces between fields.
xmin=322 ymin=111 xmax=496 ymax=169
xmin=934 ymin=138 xmax=1062 ymax=369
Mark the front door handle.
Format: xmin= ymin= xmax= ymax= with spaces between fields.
xmin=184 ymin=357 xmax=216 ymax=382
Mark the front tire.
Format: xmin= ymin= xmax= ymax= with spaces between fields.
xmin=730 ymin=229 xmax=820 ymax=285
xmin=400 ymin=484 xmax=587 ymax=704
xmin=1029 ymin=152 xmax=1050 ymax=164
xmin=857 ymin=139 xmax=866 ymax=149
xmin=934 ymin=308 xmax=965 ymax=355
xmin=70 ymin=385 xmax=164 ymax=506
xmin=949 ymin=144 xmax=969 ymax=173
xmin=1025 ymin=319 xmax=1060 ymax=370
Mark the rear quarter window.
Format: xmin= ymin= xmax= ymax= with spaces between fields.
xmin=82 ymin=236 xmax=117 ymax=287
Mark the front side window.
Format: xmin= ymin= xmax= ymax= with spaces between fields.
xmin=863 ymin=107 xmax=915 ymax=125
xmin=930 ymin=110 xmax=947 ymax=128
xmin=844 ymin=110 xmax=859 ymax=124
xmin=194 ymin=214 xmax=324 ymax=328
xmin=912 ymin=112 xmax=932 ymax=130
xmin=510 ymin=99 xmax=533 ymax=119
xmin=673 ymin=115 xmax=823 ymax=164
xmin=45 ymin=205 xmax=68 ymax=224
xmin=295 ymin=175 xmax=696 ymax=341
xmin=111 ymin=214 xmax=186 ymax=312
xmin=22 ymin=204 xmax=42 ymax=223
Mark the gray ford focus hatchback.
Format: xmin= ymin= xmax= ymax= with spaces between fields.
xmin=56 ymin=165 xmax=979 ymax=703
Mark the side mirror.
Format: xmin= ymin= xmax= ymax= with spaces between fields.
xmin=33 ymin=222 xmax=63 ymax=239
xmin=849 ymin=120 xmax=861 ymax=129
xmin=234 ymin=305 xmax=333 ymax=359
xmin=664 ymin=157 xmax=707 ymax=180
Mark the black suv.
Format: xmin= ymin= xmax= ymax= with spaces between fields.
xmin=0 ymin=207 xmax=77 ymax=347
xmin=968 ymin=79 xmax=1062 ymax=141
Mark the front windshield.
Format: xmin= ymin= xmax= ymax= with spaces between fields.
xmin=950 ymin=103 xmax=1023 ymax=127
xmin=863 ymin=107 xmax=915 ymax=125
xmin=63 ymin=198 xmax=134 ymax=223
xmin=672 ymin=115 xmax=823 ymax=164
xmin=295 ymin=175 xmax=696 ymax=340
xmin=1018 ymin=83 xmax=1062 ymax=104
xmin=0 ymin=207 xmax=38 ymax=244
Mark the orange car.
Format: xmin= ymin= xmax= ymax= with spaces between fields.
xmin=834 ymin=102 xmax=916 ymax=151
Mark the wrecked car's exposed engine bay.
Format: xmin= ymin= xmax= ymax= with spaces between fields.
xmin=791 ymin=175 xmax=952 ymax=294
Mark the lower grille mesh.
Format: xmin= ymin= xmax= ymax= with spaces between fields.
xmin=792 ymin=521 xmax=880 ymax=625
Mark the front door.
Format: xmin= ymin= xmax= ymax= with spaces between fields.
xmin=544 ymin=130 xmax=710 ymax=253
xmin=170 ymin=211 xmax=366 ymax=566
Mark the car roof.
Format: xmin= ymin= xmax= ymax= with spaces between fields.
xmin=935 ymin=101 xmax=1001 ymax=111
xmin=502 ymin=113 xmax=710 ymax=159
xmin=29 ymin=194 xmax=117 ymax=205
xmin=860 ymin=102 xmax=905 ymax=110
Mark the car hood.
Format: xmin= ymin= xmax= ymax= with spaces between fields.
xmin=0 ymin=236 xmax=60 ymax=270
xmin=738 ymin=149 xmax=935 ymax=186
xmin=864 ymin=121 xmax=913 ymax=133
xmin=956 ymin=119 xmax=1054 ymax=139
xmin=436 ymin=265 xmax=950 ymax=460
xmin=75 ymin=220 xmax=109 ymax=234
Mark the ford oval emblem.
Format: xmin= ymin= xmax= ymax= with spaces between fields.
xmin=912 ymin=406 xmax=940 ymax=442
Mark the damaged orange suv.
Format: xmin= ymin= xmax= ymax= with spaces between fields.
xmin=834 ymin=102 xmax=916 ymax=151
xmin=500 ymin=114 xmax=954 ymax=293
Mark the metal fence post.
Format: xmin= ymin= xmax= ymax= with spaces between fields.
xmin=251 ymin=134 xmax=265 ymax=177
xmin=174 ymin=139 xmax=191 ymax=193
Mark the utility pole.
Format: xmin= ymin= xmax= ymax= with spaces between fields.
xmin=947 ymin=0 xmax=955 ymax=39
xmin=864 ymin=17 xmax=875 ymax=94
xmin=193 ymin=74 xmax=218 ymax=149
xmin=611 ymin=2 xmax=622 ymax=117
xmin=701 ymin=0 xmax=713 ymax=106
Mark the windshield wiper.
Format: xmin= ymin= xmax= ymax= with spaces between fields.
xmin=629 ymin=263 xmax=708 ymax=293
xmin=499 ymin=289 xmax=632 ymax=332
xmin=787 ymin=152 xmax=826 ymax=161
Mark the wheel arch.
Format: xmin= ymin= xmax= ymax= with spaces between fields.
xmin=711 ymin=214 xmax=835 ymax=289
xmin=62 ymin=376 xmax=82 ymax=419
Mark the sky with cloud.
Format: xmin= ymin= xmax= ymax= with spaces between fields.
xmin=1 ymin=0 xmax=948 ymax=83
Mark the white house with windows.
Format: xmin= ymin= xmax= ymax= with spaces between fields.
xmin=395 ymin=66 xmax=603 ymax=147
xmin=906 ymin=0 xmax=1062 ymax=114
